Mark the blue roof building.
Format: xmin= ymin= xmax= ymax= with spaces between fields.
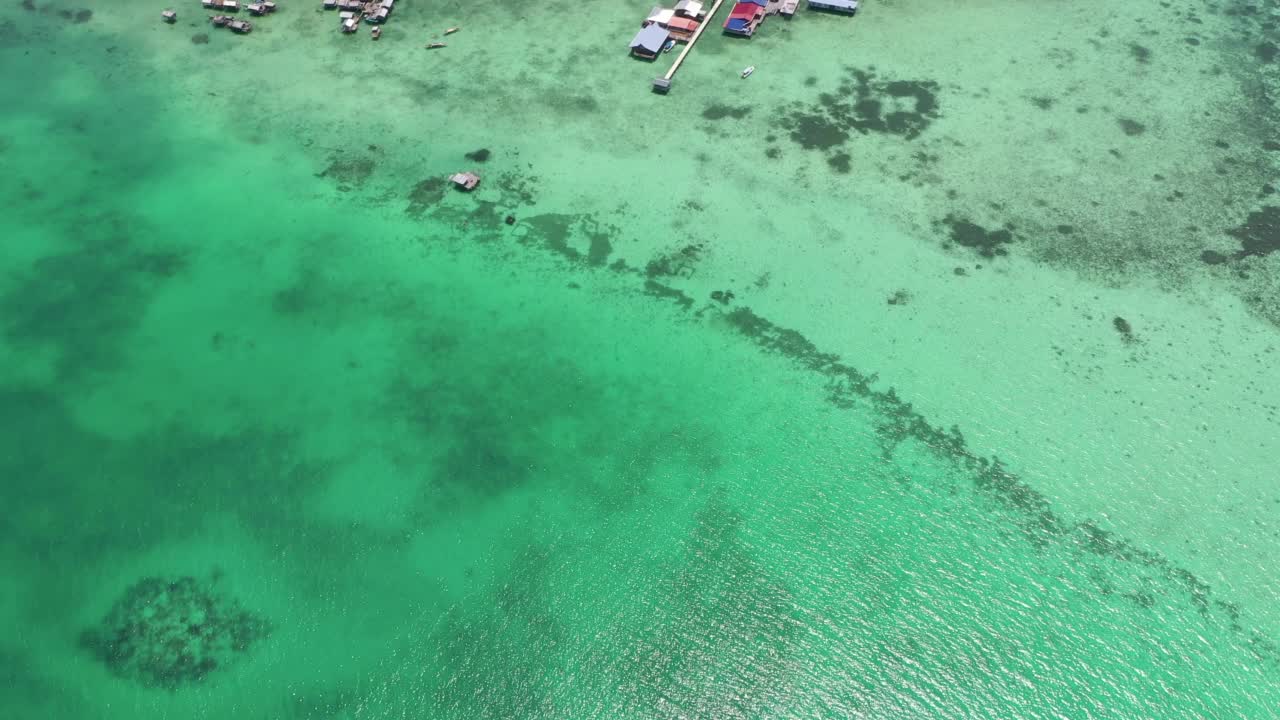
xmin=630 ymin=23 xmax=670 ymax=60
xmin=724 ymin=0 xmax=765 ymax=36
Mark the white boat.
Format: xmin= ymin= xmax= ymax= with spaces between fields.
xmin=663 ymin=39 xmax=675 ymax=53
xmin=741 ymin=65 xmax=755 ymax=78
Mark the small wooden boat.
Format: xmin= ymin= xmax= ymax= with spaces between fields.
xmin=741 ymin=65 xmax=755 ymax=78
xmin=210 ymin=14 xmax=231 ymax=26
xmin=663 ymin=39 xmax=675 ymax=53
xmin=444 ymin=26 xmax=460 ymax=34
xmin=371 ymin=25 xmax=381 ymax=39
xmin=426 ymin=41 xmax=446 ymax=49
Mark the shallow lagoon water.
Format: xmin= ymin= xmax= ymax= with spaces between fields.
xmin=2 ymin=0 xmax=1279 ymax=717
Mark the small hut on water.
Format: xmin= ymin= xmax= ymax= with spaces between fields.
xmin=450 ymin=172 xmax=481 ymax=191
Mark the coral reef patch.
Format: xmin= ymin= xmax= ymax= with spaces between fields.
xmin=783 ymin=67 xmax=942 ymax=151
xmin=80 ymin=574 xmax=271 ymax=689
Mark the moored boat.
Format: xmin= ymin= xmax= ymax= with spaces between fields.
xmin=426 ymin=41 xmax=446 ymax=48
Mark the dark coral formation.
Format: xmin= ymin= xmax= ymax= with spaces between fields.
xmin=405 ymin=177 xmax=446 ymax=218
xmin=886 ymin=289 xmax=911 ymax=305
xmin=1202 ymin=206 xmax=1280 ymax=265
xmin=1113 ymin=316 xmax=1137 ymax=344
xmin=784 ymin=67 xmax=941 ymax=150
xmin=398 ymin=188 xmax=1279 ymax=667
xmin=0 ymin=213 xmax=188 ymax=382
xmin=516 ymin=213 xmax=616 ymax=266
xmin=80 ymin=575 xmax=271 ymax=689
xmin=1117 ymin=118 xmax=1147 ymax=136
xmin=643 ymin=279 xmax=695 ymax=308
xmin=715 ymin=304 xmax=1280 ymax=670
xmin=18 ymin=1 xmax=90 ymax=21
xmin=702 ymin=104 xmax=752 ymax=121
xmin=1226 ymin=205 xmax=1280 ymax=259
xmin=316 ymin=154 xmax=375 ymax=189
xmin=644 ymin=244 xmax=703 ymax=279
xmin=939 ymin=215 xmax=1014 ymax=258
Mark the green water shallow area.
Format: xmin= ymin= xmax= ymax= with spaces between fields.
xmin=3 ymin=0 xmax=1280 ymax=717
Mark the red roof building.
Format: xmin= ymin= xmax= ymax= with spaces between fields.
xmin=667 ymin=16 xmax=698 ymax=31
xmin=666 ymin=15 xmax=699 ymax=38
xmin=724 ymin=1 xmax=764 ymax=35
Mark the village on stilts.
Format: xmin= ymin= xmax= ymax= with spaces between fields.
xmin=629 ymin=0 xmax=859 ymax=93
xmin=196 ymin=0 xmax=276 ymax=35
xmin=323 ymin=0 xmax=396 ymax=36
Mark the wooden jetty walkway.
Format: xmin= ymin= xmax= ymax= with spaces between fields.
xmin=653 ymin=0 xmax=726 ymax=93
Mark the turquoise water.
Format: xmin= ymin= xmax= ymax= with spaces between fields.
xmin=3 ymin=0 xmax=1280 ymax=717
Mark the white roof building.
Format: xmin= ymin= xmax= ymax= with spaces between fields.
xmin=675 ymin=0 xmax=704 ymax=17
xmin=646 ymin=7 xmax=675 ymax=25
xmin=807 ymin=0 xmax=858 ymax=12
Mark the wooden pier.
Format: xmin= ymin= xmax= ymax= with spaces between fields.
xmin=653 ymin=0 xmax=726 ymax=93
